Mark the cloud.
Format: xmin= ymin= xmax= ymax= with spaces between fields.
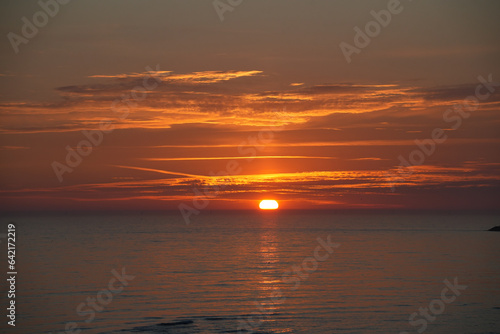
xmin=2 ymin=164 xmax=499 ymax=211
xmin=141 ymin=156 xmax=336 ymax=161
xmin=1 ymin=71 xmax=499 ymax=145
xmin=88 ymin=69 xmax=262 ymax=84
xmin=89 ymin=70 xmax=172 ymax=79
xmin=408 ymin=84 xmax=500 ymax=102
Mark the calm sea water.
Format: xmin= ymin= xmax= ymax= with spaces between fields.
xmin=1 ymin=212 xmax=499 ymax=334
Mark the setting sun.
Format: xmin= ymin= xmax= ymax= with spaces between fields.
xmin=259 ymin=199 xmax=279 ymax=210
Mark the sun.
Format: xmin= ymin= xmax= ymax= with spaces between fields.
xmin=259 ymin=199 xmax=279 ymax=210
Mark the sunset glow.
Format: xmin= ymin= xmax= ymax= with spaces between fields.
xmin=1 ymin=2 xmax=499 ymax=334
xmin=259 ymin=200 xmax=279 ymax=210
xmin=0 ymin=1 xmax=498 ymax=213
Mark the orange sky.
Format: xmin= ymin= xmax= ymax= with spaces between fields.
xmin=0 ymin=1 xmax=499 ymax=212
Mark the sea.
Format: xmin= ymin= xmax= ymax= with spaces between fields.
xmin=0 ymin=212 xmax=499 ymax=334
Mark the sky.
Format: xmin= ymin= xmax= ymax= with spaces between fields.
xmin=0 ymin=0 xmax=499 ymax=212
